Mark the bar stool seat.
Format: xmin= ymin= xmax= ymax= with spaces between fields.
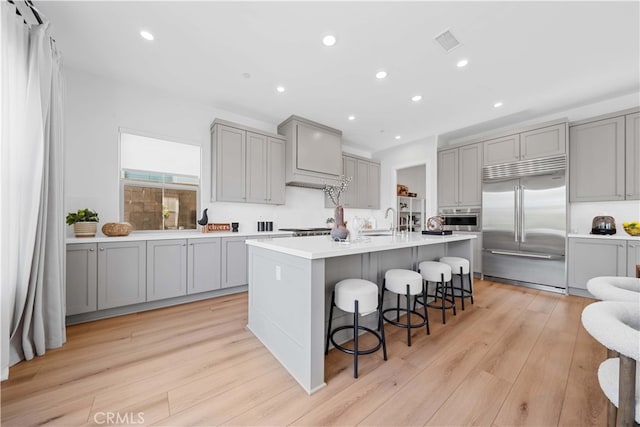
xmin=582 ymin=301 xmax=640 ymax=425
xmin=587 ymin=276 xmax=640 ymax=303
xmin=325 ymin=279 xmax=387 ymax=378
xmin=416 ymin=261 xmax=456 ymax=324
xmin=381 ymin=269 xmax=429 ymax=346
xmin=439 ymin=256 xmax=474 ymax=310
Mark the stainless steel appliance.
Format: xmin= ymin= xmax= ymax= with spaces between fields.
xmin=279 ymin=228 xmax=332 ymax=236
xmin=482 ymin=156 xmax=567 ymax=290
xmin=591 ymin=216 xmax=616 ymax=235
xmin=438 ymin=208 xmax=481 ymax=231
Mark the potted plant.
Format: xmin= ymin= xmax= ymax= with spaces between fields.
xmin=66 ymin=208 xmax=99 ymax=237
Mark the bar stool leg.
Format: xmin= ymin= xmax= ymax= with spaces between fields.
xmin=353 ymin=300 xmax=359 ymax=378
xmin=406 ymin=284 xmax=412 ymax=347
xmin=325 ymin=291 xmax=335 ymax=355
xmin=422 ymin=281 xmax=430 ymax=335
xmin=449 ymin=274 xmax=457 ymax=316
xmin=459 ymin=266 xmax=465 ymax=311
xmin=440 ymin=274 xmax=446 ymax=324
xmin=378 ymin=292 xmax=388 ymax=361
xmin=468 ymin=271 xmax=474 ymax=305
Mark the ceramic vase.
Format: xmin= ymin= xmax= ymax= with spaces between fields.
xmin=330 ymin=205 xmax=349 ymax=241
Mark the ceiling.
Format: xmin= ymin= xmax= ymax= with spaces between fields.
xmin=35 ymin=1 xmax=640 ymax=153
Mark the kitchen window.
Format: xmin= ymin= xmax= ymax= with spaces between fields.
xmin=120 ymin=130 xmax=201 ymax=231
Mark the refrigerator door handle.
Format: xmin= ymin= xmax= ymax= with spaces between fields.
xmin=514 ymin=185 xmax=519 ymax=243
xmin=520 ymin=185 xmax=526 ymax=243
xmin=489 ymin=250 xmax=563 ymax=260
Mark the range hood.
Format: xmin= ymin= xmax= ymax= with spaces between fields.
xmin=278 ymin=115 xmax=342 ymax=189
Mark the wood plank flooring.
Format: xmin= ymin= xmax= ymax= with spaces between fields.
xmin=1 ymin=280 xmax=607 ymax=426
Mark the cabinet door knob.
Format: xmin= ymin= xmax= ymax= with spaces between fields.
xmin=89 ymin=248 xmax=95 ymax=252
xmin=99 ymin=248 xmax=104 ymax=251
xmin=182 ymin=243 xmax=186 ymax=246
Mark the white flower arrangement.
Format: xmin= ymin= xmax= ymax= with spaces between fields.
xmin=323 ymin=175 xmax=353 ymax=206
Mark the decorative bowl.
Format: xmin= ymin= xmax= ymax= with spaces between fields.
xmin=102 ymin=222 xmax=133 ymax=237
xmin=623 ymin=222 xmax=640 ymax=236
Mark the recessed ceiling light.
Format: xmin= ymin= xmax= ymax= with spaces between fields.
xmin=242 ymin=72 xmax=251 ymax=79
xmin=375 ymin=70 xmax=388 ymax=80
xmin=411 ymin=95 xmax=422 ymax=102
xmin=140 ymin=30 xmax=154 ymax=41
xmin=322 ymin=34 xmax=337 ymax=47
xmin=395 ymin=135 xmax=401 ymax=140
xmin=457 ymin=58 xmax=468 ymax=68
xmin=276 ymin=86 xmax=285 ymax=93
xmin=493 ymin=101 xmax=503 ymax=108
xmin=348 ymin=115 xmax=355 ymax=121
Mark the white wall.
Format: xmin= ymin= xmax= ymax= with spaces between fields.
xmin=64 ymin=67 xmax=381 ymax=236
xmin=373 ymin=136 xmax=439 ymax=228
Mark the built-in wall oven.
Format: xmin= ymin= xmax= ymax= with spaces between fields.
xmin=438 ymin=208 xmax=481 ymax=231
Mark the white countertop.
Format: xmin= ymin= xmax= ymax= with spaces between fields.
xmin=568 ymin=233 xmax=640 ymax=241
xmin=246 ymin=232 xmax=477 ymax=260
xmin=66 ymin=230 xmax=294 ymax=244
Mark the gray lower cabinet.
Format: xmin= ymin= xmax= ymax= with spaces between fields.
xmin=221 ymin=237 xmax=247 ymax=288
xmin=568 ymin=238 xmax=626 ymax=290
xmin=147 ymin=239 xmax=187 ymax=301
xmin=483 ymin=123 xmax=566 ymax=166
xmin=187 ymin=238 xmax=221 ymax=294
xmin=66 ymin=243 xmax=97 ymax=315
xmin=438 ymin=143 xmax=482 ymax=208
xmin=628 ymin=240 xmax=640 ymax=277
xmin=97 ymin=241 xmax=146 ymax=310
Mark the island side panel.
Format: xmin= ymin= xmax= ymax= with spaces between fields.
xmin=247 ymin=245 xmax=326 ymax=394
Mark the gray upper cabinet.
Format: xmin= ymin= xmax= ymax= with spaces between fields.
xmin=438 ymin=143 xmax=482 ymax=208
xmin=214 ymin=124 xmax=246 ymax=202
xmin=147 ymin=239 xmax=187 ymax=301
xmin=325 ymin=154 xmax=380 ymax=209
xmin=97 ymin=241 xmax=146 ymax=310
xmin=66 ymin=243 xmax=97 ymax=315
xmin=278 ymin=115 xmax=342 ymax=188
xmin=365 ymin=161 xmax=380 ymax=209
xmin=520 ymin=124 xmax=566 ymax=160
xmin=212 ymin=120 xmax=286 ymax=205
xmin=483 ymin=134 xmax=520 ymax=166
xmin=625 ymin=112 xmax=640 ymax=200
xmin=221 ymin=237 xmax=247 ymax=288
xmin=483 ymin=123 xmax=566 ymax=166
xmin=569 ymin=116 xmax=626 ymax=202
xmin=187 ymin=238 xmax=221 ymax=294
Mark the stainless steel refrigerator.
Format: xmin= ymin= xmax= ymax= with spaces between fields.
xmin=482 ymin=156 xmax=567 ymax=290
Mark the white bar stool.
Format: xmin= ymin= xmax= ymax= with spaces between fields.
xmin=381 ymin=269 xmax=429 ymax=347
xmin=325 ymin=278 xmax=387 ymax=378
xmin=587 ymin=276 xmax=640 ymax=303
xmin=582 ymin=301 xmax=640 ymax=426
xmin=439 ymin=256 xmax=474 ymax=310
xmin=416 ymin=261 xmax=456 ymax=324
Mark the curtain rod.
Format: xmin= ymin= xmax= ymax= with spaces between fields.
xmin=7 ymin=0 xmax=43 ymax=25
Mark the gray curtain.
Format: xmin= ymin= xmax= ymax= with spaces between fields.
xmin=2 ymin=5 xmax=66 ymax=374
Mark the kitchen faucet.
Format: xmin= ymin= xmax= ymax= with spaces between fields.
xmin=385 ymin=207 xmax=396 ymax=234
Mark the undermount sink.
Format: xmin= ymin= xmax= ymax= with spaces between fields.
xmin=359 ymin=230 xmax=394 ymax=237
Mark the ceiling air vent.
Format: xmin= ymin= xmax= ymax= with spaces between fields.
xmin=434 ymin=29 xmax=461 ymax=53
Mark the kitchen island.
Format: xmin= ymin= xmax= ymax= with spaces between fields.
xmin=245 ymin=232 xmax=476 ymax=394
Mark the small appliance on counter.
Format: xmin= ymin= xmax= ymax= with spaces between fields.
xmin=591 ymin=215 xmax=616 ymax=235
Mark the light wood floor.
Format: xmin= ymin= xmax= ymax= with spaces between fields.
xmin=1 ymin=280 xmax=607 ymax=426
